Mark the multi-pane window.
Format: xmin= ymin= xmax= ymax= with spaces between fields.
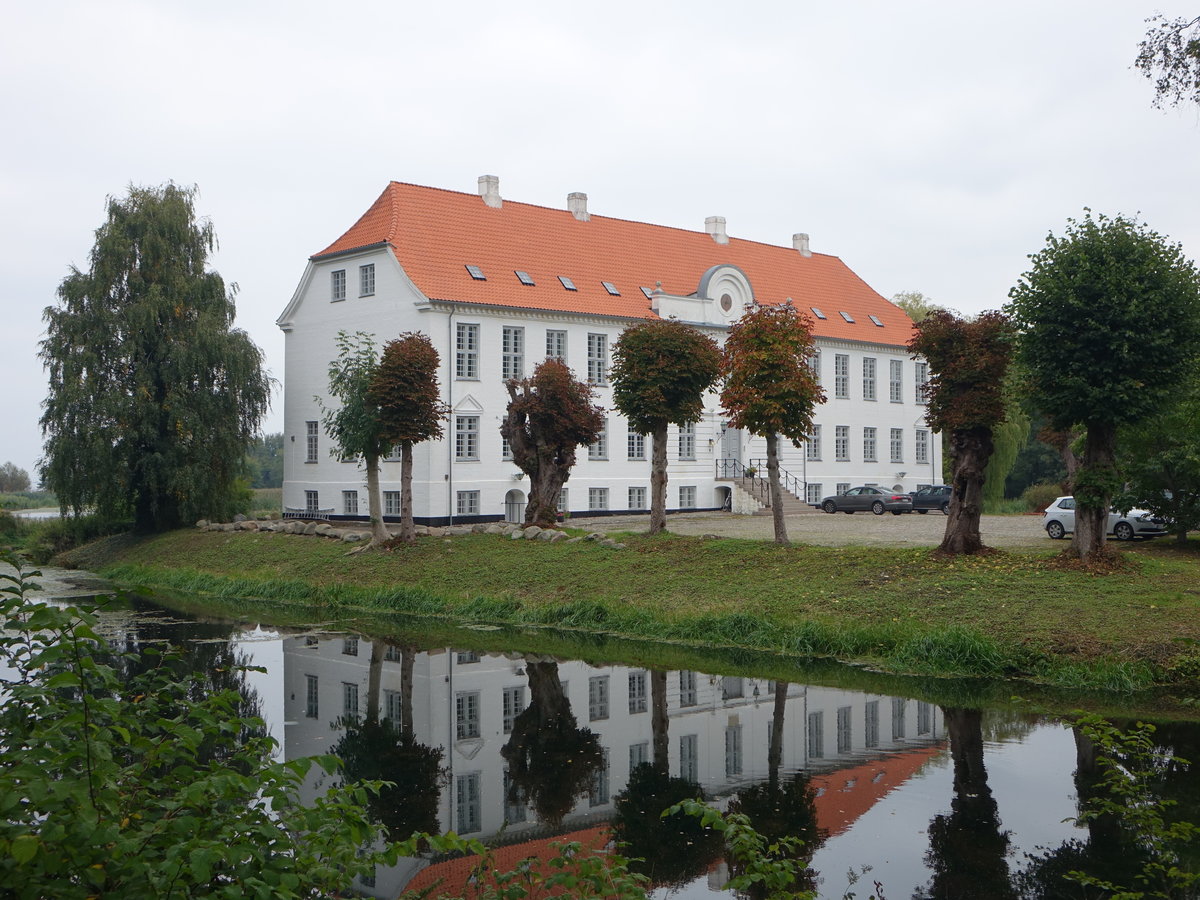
xmin=627 ymin=432 xmax=645 ymax=460
xmin=892 ymin=697 xmax=907 ymax=740
xmin=806 ymin=424 xmax=821 ymax=461
xmin=503 ymin=686 xmax=526 ymax=734
xmin=502 ymin=326 xmax=524 ymax=380
xmin=456 ymin=491 xmax=480 ymax=516
xmin=306 ymin=421 xmax=319 ymax=462
xmin=916 ymin=429 xmax=929 ymax=464
xmin=678 ymin=423 xmax=696 ymax=460
xmin=343 ymin=491 xmax=358 ymax=515
xmin=305 ymin=490 xmax=319 ymax=514
xmin=679 ymin=671 xmax=698 ymax=707
xmin=331 ymin=269 xmax=346 ymax=301
xmin=587 ymin=333 xmax=608 ymax=385
xmin=837 ymin=706 xmax=852 ymax=754
xmin=835 ymin=425 xmax=850 ymax=461
xmin=384 ymin=690 xmax=402 ymax=726
xmin=456 ymin=773 xmax=481 ymax=833
xmin=589 ymin=487 xmax=609 ymax=510
xmin=589 ymin=419 xmax=608 ymax=460
xmin=457 ymin=651 xmax=480 ymax=664
xmin=557 ymin=488 xmax=569 ymax=514
xmin=503 ymin=769 xmax=527 ymax=824
xmin=456 ymin=324 xmax=479 ymax=379
xmin=456 ymin=691 xmax=481 ymax=739
xmin=889 ymin=359 xmax=903 ymax=402
xmin=725 ymin=723 xmax=743 ymax=777
xmin=546 ymin=329 xmax=567 ymax=362
xmin=917 ymin=701 xmax=933 ymax=735
xmin=456 ymin=416 xmax=479 ymax=460
xmin=628 ymin=486 xmax=647 ymax=509
xmin=342 ymin=637 xmax=359 ymax=656
xmin=834 ymin=354 xmax=850 ymax=399
xmin=890 ymin=428 xmax=903 ymax=464
xmin=807 ymin=350 xmax=821 ymax=384
xmin=342 ymin=682 xmax=359 ymax=721
xmin=589 ymin=748 xmax=610 ymax=806
xmin=359 ymin=263 xmax=375 ymax=297
xmin=383 ymin=491 xmax=401 ymax=516
xmin=629 ymin=741 xmax=650 ymax=772
xmin=628 ymin=671 xmax=648 ymax=713
xmin=305 ymin=674 xmax=318 ymax=718
xmin=807 ymin=710 xmax=824 ymax=758
xmin=501 ymin=436 xmax=512 ymax=460
xmin=915 ymin=361 xmax=929 ymax=404
xmin=588 ymin=675 xmax=610 ymax=721
xmin=836 ymin=482 xmax=851 ymax=495
xmin=863 ymin=427 xmax=877 ymax=462
xmin=680 ymin=734 xmax=699 ymax=782
xmin=865 ymin=700 xmax=880 ymax=748
xmin=863 ymin=357 xmax=877 ymax=400
xmin=806 ymin=483 xmax=823 ymax=504
xmin=679 ymin=485 xmax=696 ymax=508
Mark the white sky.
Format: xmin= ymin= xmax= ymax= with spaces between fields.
xmin=3 ymin=1 xmax=1197 ymax=485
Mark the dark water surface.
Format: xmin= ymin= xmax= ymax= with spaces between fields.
xmin=38 ymin=580 xmax=1200 ymax=899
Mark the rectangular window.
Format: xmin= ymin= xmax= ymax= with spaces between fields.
xmin=456 ymin=691 xmax=481 ymax=739
xmin=456 ymin=324 xmax=479 ymax=379
xmin=806 ymin=483 xmax=823 ymax=504
xmin=546 ymin=329 xmax=567 ymax=362
xmin=456 ymin=416 xmax=479 ymax=461
xmin=863 ymin=427 xmax=877 ymax=463
xmin=557 ymin=488 xmax=569 ymax=514
xmin=834 ymin=353 xmax=849 ymax=399
xmin=679 ymin=485 xmax=696 ymax=509
xmin=892 ymin=697 xmax=907 ymax=740
xmin=629 ymin=741 xmax=650 ymax=772
xmin=807 ymin=350 xmax=821 ymax=384
xmin=678 ymin=422 xmax=696 ymax=460
xmin=587 ymin=333 xmax=608 ymax=385
xmin=306 ymin=421 xmax=319 ymax=462
xmin=342 ymin=682 xmax=359 ymax=721
xmin=331 ymin=269 xmax=346 ymax=301
xmin=837 ymin=706 xmax=852 ymax=754
xmin=342 ymin=490 xmax=358 ymax=515
xmin=680 ymin=734 xmax=699 ymax=782
xmin=503 ymin=686 xmax=526 ymax=734
xmin=917 ymin=701 xmax=933 ymax=736
xmin=589 ymin=675 xmax=610 ymax=721
xmin=456 ymin=490 xmax=480 ymax=516
xmin=890 ymin=359 xmax=903 ymax=403
xmin=383 ymin=491 xmax=401 ymax=516
xmin=835 ymin=425 xmax=850 ymax=461
xmin=589 ymin=747 xmax=610 ymax=806
xmin=628 ymin=671 xmax=648 ymax=713
xmin=384 ymin=690 xmax=402 ymax=725
xmin=305 ymin=490 xmax=319 ymax=514
xmin=627 ymin=431 xmax=646 ymax=460
xmin=456 ymin=773 xmax=481 ymax=833
xmin=502 ymin=326 xmax=525 ymax=380
xmin=722 ymin=676 xmax=744 ymax=701
xmin=359 ymin=263 xmax=375 ymax=297
xmin=679 ymin=671 xmax=697 ymax=707
xmin=305 ymin=674 xmax=318 ymax=719
xmin=916 ymin=429 xmax=929 ymax=464
xmin=915 ymin=361 xmax=929 ymax=404
xmin=501 ymin=436 xmax=512 ymax=460
xmin=865 ymin=700 xmax=880 ymax=748
xmin=503 ymin=768 xmax=527 ymax=824
xmin=589 ymin=418 xmax=608 ymax=460
xmin=807 ymin=710 xmax=824 ymax=759
xmin=836 ymin=482 xmax=851 ymax=495
xmin=457 ymin=651 xmax=480 ymax=664
xmin=589 ymin=487 xmax=609 ymax=510
xmin=806 ymin=424 xmax=821 ymax=461
xmin=342 ymin=637 xmax=359 ymax=656
xmin=863 ymin=357 xmax=876 ymax=401
xmin=628 ymin=486 xmax=647 ymax=509
xmin=725 ymin=724 xmax=743 ymax=777
xmin=890 ymin=428 xmax=903 ymax=464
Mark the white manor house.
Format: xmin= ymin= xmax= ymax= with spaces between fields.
xmin=278 ymin=176 xmax=937 ymax=524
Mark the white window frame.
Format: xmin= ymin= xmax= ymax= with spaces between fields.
xmin=627 ymin=431 xmax=645 ymax=460
xmin=546 ymin=329 xmax=567 ymax=362
xmin=456 ymin=415 xmax=479 ymax=461
xmin=628 ymin=671 xmax=648 ymax=714
xmin=456 ymin=773 xmax=481 ymax=833
xmin=342 ymin=681 xmax=359 ymax=721
xmin=678 ymin=422 xmax=696 ymax=460
xmin=628 ymin=485 xmax=646 ymax=509
xmin=725 ymin=723 xmax=743 ymax=777
xmin=557 ymin=487 xmax=569 ymax=514
xmin=863 ymin=427 xmax=877 ymax=463
xmin=836 ymin=482 xmax=851 ymax=495
xmin=679 ymin=485 xmax=697 ymax=508
xmin=680 ymin=733 xmax=699 ymax=782
xmin=587 ymin=333 xmax=608 ymax=385
xmin=588 ymin=675 xmax=610 ymax=721
xmin=588 ymin=487 xmax=609 ymax=510
xmin=456 ymin=323 xmax=479 ymax=380
xmin=808 ymin=710 xmax=825 ymax=758
xmin=383 ymin=491 xmax=400 ymax=516
xmin=835 ymin=425 xmax=849 ymax=461
xmin=331 ymin=269 xmax=346 ymax=302
xmin=806 ymin=482 xmax=823 ymax=504
xmin=806 ymin=424 xmax=821 ymax=461
xmin=589 ymin=418 xmax=608 ymax=460
xmin=305 ymin=490 xmax=318 ymax=514
xmin=456 ymin=490 xmax=480 ymax=516
xmin=890 ymin=427 xmax=903 ymax=464
xmin=343 ymin=490 xmax=358 ymax=515
xmin=863 ymin=357 xmax=877 ymax=401
xmin=834 ymin=353 xmax=849 ymax=399
xmin=915 ymin=361 xmax=929 ymax=404
xmin=304 ymin=674 xmax=318 ymax=718
xmin=502 ymin=326 xmax=524 ymax=381
xmin=305 ymin=421 xmax=318 ymax=463
xmin=456 ymin=691 xmax=481 ymax=739
xmin=679 ymin=671 xmax=697 ymax=707
xmin=359 ymin=263 xmax=375 ymax=297
xmin=889 ymin=359 xmax=903 ymax=403
xmin=502 ymin=685 xmax=525 ymax=734
xmin=916 ymin=429 xmax=929 ymax=464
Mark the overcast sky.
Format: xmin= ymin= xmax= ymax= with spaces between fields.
xmin=3 ymin=1 xmax=1197 ymax=485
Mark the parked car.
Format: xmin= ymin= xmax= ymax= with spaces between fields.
xmin=910 ymin=485 xmax=952 ymax=515
xmin=820 ymin=486 xmax=914 ymax=516
xmin=1042 ymin=496 xmax=1168 ymax=541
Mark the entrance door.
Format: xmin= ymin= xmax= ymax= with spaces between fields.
xmin=721 ymin=424 xmax=742 ymax=463
xmin=504 ymin=489 xmax=525 ymax=524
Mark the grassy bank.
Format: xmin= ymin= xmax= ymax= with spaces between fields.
xmin=74 ymin=526 xmax=1200 ymax=696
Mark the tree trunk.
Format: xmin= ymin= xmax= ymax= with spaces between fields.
xmin=398 ymin=441 xmax=416 ymax=543
xmin=400 ymin=645 xmax=414 ymax=733
xmin=649 ymin=424 xmax=668 ymax=535
xmin=365 ymin=639 xmax=385 ymax=723
xmin=524 ymin=452 xmax=566 ymax=528
xmin=938 ymin=427 xmax=993 ymax=555
xmin=769 ymin=681 xmax=788 ymax=791
xmin=766 ymin=433 xmax=789 ymax=546
xmin=364 ymin=451 xmax=390 ymax=547
xmin=651 ymin=669 xmax=669 ymax=773
xmin=1072 ymin=423 xmax=1117 ymax=561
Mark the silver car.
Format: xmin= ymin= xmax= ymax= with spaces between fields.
xmin=1042 ymin=496 xmax=1167 ymax=541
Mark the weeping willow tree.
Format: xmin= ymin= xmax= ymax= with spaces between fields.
xmin=981 ymin=385 xmax=1030 ymax=505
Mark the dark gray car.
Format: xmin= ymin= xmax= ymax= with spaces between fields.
xmin=910 ymin=485 xmax=952 ymax=515
xmin=820 ymin=486 xmax=914 ymax=516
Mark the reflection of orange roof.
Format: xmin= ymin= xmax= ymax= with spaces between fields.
xmin=811 ymin=744 xmax=944 ymax=837
xmin=405 ymin=825 xmax=611 ymax=897
xmin=314 ymin=182 xmax=914 ymax=344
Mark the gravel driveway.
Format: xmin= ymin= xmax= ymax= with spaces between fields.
xmin=568 ymin=508 xmax=1051 ymax=549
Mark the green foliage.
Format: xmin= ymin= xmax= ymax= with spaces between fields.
xmin=318 ymin=330 xmax=387 ymax=464
xmin=982 ymin=385 xmax=1030 ymax=505
xmin=16 ymin=513 xmax=129 ymax=564
xmin=39 ymin=183 xmax=271 ymax=533
xmin=611 ymin=320 xmax=722 ymax=434
xmin=1021 ymin=481 xmax=1064 ymax=512
xmin=0 ymin=552 xmax=396 ymax=897
xmin=890 ymin=289 xmax=943 ymax=323
xmin=370 ymin=331 xmax=447 ymax=446
xmin=0 ymin=461 xmax=31 ymax=492
xmin=1136 ymin=14 xmax=1200 ymax=109
xmin=243 ymin=433 xmax=284 ymax=488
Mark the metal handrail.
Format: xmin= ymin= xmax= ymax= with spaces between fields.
xmin=714 ymin=458 xmax=773 ymax=505
xmin=748 ymin=458 xmax=806 ymax=501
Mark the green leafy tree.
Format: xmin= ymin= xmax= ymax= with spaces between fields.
xmin=720 ymin=303 xmax=826 ymax=545
xmin=500 ymin=359 xmax=605 ymax=528
xmin=39 ymin=183 xmax=270 ymax=533
xmin=981 ymin=381 xmax=1030 ymax=506
xmin=0 ymin=462 xmax=31 ymax=493
xmin=243 ymin=433 xmax=284 ymax=489
xmin=611 ymin=320 xmax=722 ymax=534
xmin=891 ymin=290 xmax=944 ymax=323
xmin=1136 ymin=14 xmax=1200 ymax=109
xmin=318 ymin=331 xmax=390 ymax=548
xmin=1008 ymin=212 xmax=1200 ymax=560
xmin=369 ymin=332 xmax=448 ymax=543
xmin=908 ymin=310 xmax=1015 ymax=555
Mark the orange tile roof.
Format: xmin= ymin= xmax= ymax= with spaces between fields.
xmin=811 ymin=744 xmax=944 ymax=837
xmin=314 ymin=182 xmax=915 ymax=344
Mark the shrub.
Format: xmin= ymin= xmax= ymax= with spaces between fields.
xmin=1021 ymin=481 xmax=1063 ymax=512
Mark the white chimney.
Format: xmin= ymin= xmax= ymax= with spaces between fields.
xmin=567 ymin=191 xmax=589 ymax=221
xmin=477 ymin=175 xmax=502 ymax=209
xmin=793 ymin=233 xmax=811 ymax=257
xmin=705 ymin=216 xmax=728 ymax=245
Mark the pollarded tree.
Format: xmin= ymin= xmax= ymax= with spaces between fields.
xmin=501 ymin=359 xmax=605 ymax=528
xmin=40 ymin=183 xmax=270 ymax=532
xmin=318 ymin=331 xmax=390 ymax=548
xmin=369 ymin=333 xmax=448 ymax=543
xmin=909 ymin=310 xmax=1014 ymax=555
xmin=1136 ymin=14 xmax=1200 ymax=109
xmin=611 ymin=320 xmax=722 ymax=534
xmin=1008 ymin=212 xmax=1200 ymax=560
xmin=720 ymin=303 xmax=826 ymax=546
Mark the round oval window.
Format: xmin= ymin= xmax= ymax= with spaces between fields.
xmin=720 ymin=293 xmax=733 ymax=312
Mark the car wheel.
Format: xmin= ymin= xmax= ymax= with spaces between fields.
xmin=940 ymin=502 xmax=950 ymax=515
xmin=822 ymin=500 xmax=837 ymax=514
xmin=844 ymin=510 xmax=855 ymax=514
xmin=872 ymin=501 xmax=885 ymax=515
xmin=1047 ymin=521 xmax=1066 ymax=540
xmin=916 ymin=508 xmax=928 ymax=514
xmin=1114 ymin=521 xmax=1135 ymax=541
xmin=891 ymin=510 xmax=903 ymax=516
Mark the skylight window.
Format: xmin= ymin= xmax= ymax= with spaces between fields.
xmin=602 ymin=281 xmax=620 ymax=296
xmin=640 ymin=286 xmax=654 ymax=299
xmin=515 ymin=271 xmax=535 ymax=286
xmin=839 ymin=311 xmax=855 ymax=323
xmin=465 ymin=265 xmax=486 ymax=281
xmin=558 ymin=276 xmax=577 ymax=291
xmin=869 ymin=315 xmax=885 ymax=327
xmin=810 ymin=307 xmax=827 ymax=320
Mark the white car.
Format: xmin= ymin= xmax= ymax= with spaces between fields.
xmin=1042 ymin=496 xmax=1167 ymax=541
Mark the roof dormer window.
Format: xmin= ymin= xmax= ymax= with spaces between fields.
xmin=558 ymin=276 xmax=577 ymax=291
xmin=839 ymin=311 xmax=855 ymax=323
xmin=515 ymin=271 xmax=535 ymax=286
xmin=602 ymin=281 xmax=620 ymax=296
xmin=465 ymin=265 xmax=486 ymax=281
xmin=869 ymin=314 xmax=884 ymax=327
xmin=810 ymin=307 xmax=827 ymax=320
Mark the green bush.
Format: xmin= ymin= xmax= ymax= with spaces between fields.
xmin=20 ymin=515 xmax=128 ymax=564
xmin=1021 ymin=481 xmax=1063 ymax=512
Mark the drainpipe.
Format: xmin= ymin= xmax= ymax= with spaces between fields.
xmin=447 ymin=307 xmax=455 ymax=526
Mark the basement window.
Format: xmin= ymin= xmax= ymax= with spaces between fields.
xmin=839 ymin=311 xmax=855 ymax=323
xmin=810 ymin=307 xmax=827 ymax=320
xmin=869 ymin=315 xmax=885 ymax=327
xmin=515 ymin=271 xmax=535 ymax=286
xmin=558 ymin=276 xmax=577 ymax=291
xmin=465 ymin=265 xmax=486 ymax=281
xmin=602 ymin=281 xmax=620 ymax=296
